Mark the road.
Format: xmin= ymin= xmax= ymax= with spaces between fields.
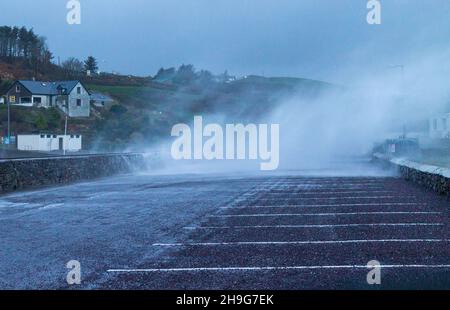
xmin=0 ymin=164 xmax=449 ymax=289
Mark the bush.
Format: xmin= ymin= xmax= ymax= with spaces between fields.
xmin=35 ymin=113 xmax=48 ymax=131
xmin=47 ymin=108 xmax=62 ymax=129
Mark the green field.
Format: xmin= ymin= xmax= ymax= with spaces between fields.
xmin=86 ymin=84 xmax=143 ymax=97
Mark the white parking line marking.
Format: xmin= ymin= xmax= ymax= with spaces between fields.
xmin=270 ymin=186 xmax=390 ymax=188
xmin=153 ymin=239 xmax=450 ymax=247
xmin=209 ymin=212 xmax=440 ymax=218
xmin=242 ymin=189 xmax=392 ymax=194
xmin=256 ymin=183 xmax=389 ymax=186
xmin=220 ymin=203 xmax=427 ymax=209
xmin=257 ymin=191 xmax=395 ymax=195
xmin=107 ymin=264 xmax=450 ymax=273
xmin=255 ymin=196 xmax=414 ymax=201
xmin=184 ymin=223 xmax=444 ymax=230
xmin=245 ymin=187 xmax=388 ymax=192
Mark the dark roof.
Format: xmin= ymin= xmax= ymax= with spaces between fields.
xmin=17 ymin=80 xmax=85 ymax=95
xmin=90 ymin=92 xmax=114 ymax=101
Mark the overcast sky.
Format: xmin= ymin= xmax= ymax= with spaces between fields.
xmin=1 ymin=0 xmax=449 ymax=82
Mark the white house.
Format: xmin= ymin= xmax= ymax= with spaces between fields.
xmin=429 ymin=113 xmax=450 ymax=139
xmin=18 ymin=134 xmax=82 ymax=152
xmin=5 ymin=80 xmax=91 ymax=117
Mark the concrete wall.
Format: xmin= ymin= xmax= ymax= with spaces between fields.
xmin=0 ymin=153 xmax=146 ymax=194
xmin=373 ymin=153 xmax=450 ymax=197
xmin=18 ymin=135 xmax=82 ymax=152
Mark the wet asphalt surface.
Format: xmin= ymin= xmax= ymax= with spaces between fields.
xmin=1 ymin=165 xmax=450 ymax=290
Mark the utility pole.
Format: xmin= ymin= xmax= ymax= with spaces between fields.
xmin=64 ymin=115 xmax=68 ymax=156
xmin=7 ymin=96 xmax=10 ymax=145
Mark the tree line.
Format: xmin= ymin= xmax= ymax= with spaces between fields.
xmin=61 ymin=56 xmax=98 ymax=78
xmin=155 ymin=65 xmax=236 ymax=85
xmin=0 ymin=26 xmax=52 ymax=65
xmin=1 ymin=25 xmax=233 ymax=85
xmin=0 ymin=25 xmax=99 ymax=79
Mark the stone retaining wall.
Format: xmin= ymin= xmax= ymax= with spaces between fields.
xmin=0 ymin=153 xmax=146 ymax=194
xmin=373 ymin=153 xmax=450 ymax=197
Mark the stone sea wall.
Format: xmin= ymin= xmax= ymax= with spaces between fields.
xmin=373 ymin=153 xmax=450 ymax=197
xmin=0 ymin=153 xmax=146 ymax=194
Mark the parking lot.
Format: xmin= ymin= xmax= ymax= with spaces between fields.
xmin=1 ymin=170 xmax=449 ymax=289
xmin=104 ymin=175 xmax=450 ymax=289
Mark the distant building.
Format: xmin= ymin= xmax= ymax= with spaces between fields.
xmin=5 ymin=80 xmax=90 ymax=117
xmin=376 ymin=138 xmax=420 ymax=157
xmin=429 ymin=113 xmax=450 ymax=139
xmin=214 ymin=71 xmax=237 ymax=84
xmin=90 ymin=92 xmax=115 ymax=108
xmin=17 ymin=134 xmax=82 ymax=152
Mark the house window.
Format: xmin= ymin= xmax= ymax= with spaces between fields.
xmin=40 ymin=135 xmax=45 ymax=138
xmin=47 ymin=135 xmax=51 ymax=138
xmin=76 ymin=99 xmax=82 ymax=107
xmin=33 ymin=97 xmax=42 ymax=104
xmin=9 ymin=96 xmax=16 ymax=103
xmin=16 ymin=85 xmax=20 ymax=92
xmin=77 ymin=87 xmax=81 ymax=94
xmin=20 ymin=97 xmax=32 ymax=104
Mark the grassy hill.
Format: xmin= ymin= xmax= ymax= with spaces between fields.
xmin=0 ymin=105 xmax=64 ymax=134
xmin=84 ymin=75 xmax=333 ymax=150
xmin=1 ymin=74 xmax=333 ymax=151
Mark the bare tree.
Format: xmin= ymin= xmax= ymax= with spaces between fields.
xmin=61 ymin=57 xmax=84 ymax=78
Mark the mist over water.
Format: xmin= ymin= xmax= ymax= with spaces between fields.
xmin=267 ymin=48 xmax=450 ymax=171
xmin=139 ymin=47 xmax=450 ymax=177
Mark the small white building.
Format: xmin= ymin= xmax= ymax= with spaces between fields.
xmin=90 ymin=92 xmax=115 ymax=108
xmin=18 ymin=134 xmax=82 ymax=152
xmin=429 ymin=113 xmax=450 ymax=139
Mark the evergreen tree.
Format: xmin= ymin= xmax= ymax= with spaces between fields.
xmin=84 ymin=56 xmax=98 ymax=73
